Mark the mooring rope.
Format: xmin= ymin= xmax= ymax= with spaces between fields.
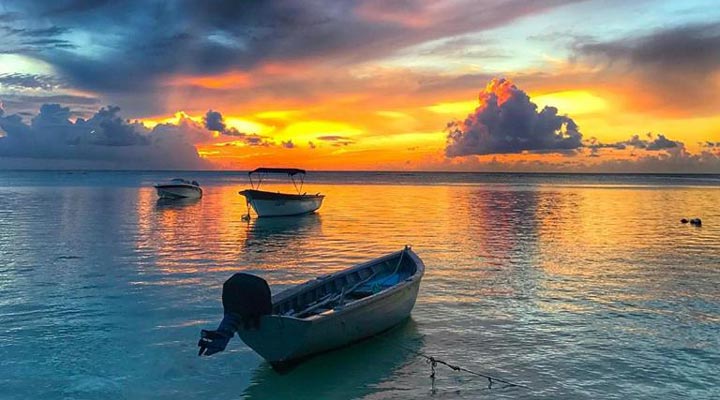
xmin=242 ymin=199 xmax=251 ymax=221
xmin=379 ymin=334 xmax=529 ymax=391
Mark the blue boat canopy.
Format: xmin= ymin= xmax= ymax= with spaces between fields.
xmin=249 ymin=168 xmax=305 ymax=176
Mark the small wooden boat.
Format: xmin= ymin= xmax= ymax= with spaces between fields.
xmin=239 ymin=168 xmax=324 ymax=217
xmin=154 ymin=178 xmax=202 ymax=199
xmin=198 ymin=246 xmax=424 ymax=369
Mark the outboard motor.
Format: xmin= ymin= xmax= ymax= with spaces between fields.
xmin=222 ymin=273 xmax=272 ymax=329
xmin=198 ymin=273 xmax=272 ymax=356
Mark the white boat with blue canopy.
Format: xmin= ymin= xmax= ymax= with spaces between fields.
xmin=154 ymin=178 xmax=202 ymax=199
xmin=198 ymin=246 xmax=424 ymax=370
xmin=239 ymin=168 xmax=324 ymax=218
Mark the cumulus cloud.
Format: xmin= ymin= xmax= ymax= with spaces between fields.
xmin=445 ymin=78 xmax=583 ymax=157
xmin=0 ymin=103 xmax=212 ymax=169
xmin=577 ymin=23 xmax=720 ymax=77
xmin=201 ymin=109 xmax=277 ymax=147
xmin=204 ymin=109 xmax=226 ymax=132
xmin=203 ymin=109 xmax=245 ymax=136
xmin=281 ymin=140 xmax=294 ymax=149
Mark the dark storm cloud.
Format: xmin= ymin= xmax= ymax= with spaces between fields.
xmin=575 ymin=22 xmax=720 ymax=114
xmin=577 ymin=23 xmax=720 ymax=74
xmin=0 ymin=103 xmax=210 ymax=169
xmin=0 ymin=12 xmax=21 ymax=22
xmin=37 ymin=0 xmax=114 ymax=16
xmin=445 ymin=78 xmax=583 ymax=157
xmin=14 ymin=26 xmax=70 ymax=37
xmin=0 ymin=24 xmax=75 ymax=53
xmin=0 ymin=0 xmax=578 ymax=94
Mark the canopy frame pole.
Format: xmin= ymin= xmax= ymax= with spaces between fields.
xmin=249 ymin=172 xmax=265 ymax=190
xmin=290 ymin=173 xmax=305 ymax=194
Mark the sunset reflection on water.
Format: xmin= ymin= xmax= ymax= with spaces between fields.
xmin=2 ymin=173 xmax=718 ymax=399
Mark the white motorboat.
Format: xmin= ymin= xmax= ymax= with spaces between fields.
xmin=239 ymin=168 xmax=324 ymax=217
xmin=154 ymin=178 xmax=203 ymax=199
xmin=198 ymin=246 xmax=424 ymax=370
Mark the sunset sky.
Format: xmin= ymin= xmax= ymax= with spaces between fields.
xmin=0 ymin=0 xmax=719 ymax=171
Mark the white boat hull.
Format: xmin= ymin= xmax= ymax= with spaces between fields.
xmin=239 ymin=189 xmax=323 ymax=217
xmin=155 ymin=185 xmax=202 ymax=199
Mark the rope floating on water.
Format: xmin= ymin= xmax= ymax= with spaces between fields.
xmin=384 ymin=337 xmax=530 ymax=391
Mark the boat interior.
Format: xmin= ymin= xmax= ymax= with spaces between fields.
xmin=272 ymin=252 xmax=417 ymax=319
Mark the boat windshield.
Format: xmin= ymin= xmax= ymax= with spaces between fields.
xmin=169 ymin=178 xmax=199 ymax=186
xmin=248 ymin=167 xmax=306 ymax=193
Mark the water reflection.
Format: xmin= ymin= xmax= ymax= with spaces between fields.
xmin=2 ymin=173 xmax=720 ymax=399
xmin=155 ymin=197 xmax=201 ymax=210
xmin=242 ymin=320 xmax=421 ymax=400
xmin=244 ymin=213 xmax=323 ymax=249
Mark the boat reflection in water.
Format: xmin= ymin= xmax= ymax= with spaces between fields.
xmin=241 ymin=320 xmax=421 ymax=400
xmin=244 ymin=213 xmax=323 ymax=250
xmin=154 ymin=196 xmax=201 ymax=210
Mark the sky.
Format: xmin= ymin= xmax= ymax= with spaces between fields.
xmin=0 ymin=0 xmax=719 ymax=171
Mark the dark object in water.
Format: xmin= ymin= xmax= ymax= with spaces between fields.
xmin=198 ymin=273 xmax=272 ymax=356
xmin=681 ymin=218 xmax=689 ymax=224
xmin=689 ymin=218 xmax=702 ymax=227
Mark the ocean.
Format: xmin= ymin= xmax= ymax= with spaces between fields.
xmin=1 ymin=171 xmax=718 ymax=399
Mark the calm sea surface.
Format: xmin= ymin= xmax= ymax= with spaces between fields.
xmin=1 ymin=171 xmax=719 ymax=399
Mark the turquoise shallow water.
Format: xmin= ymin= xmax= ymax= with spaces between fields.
xmin=0 ymin=171 xmax=719 ymax=399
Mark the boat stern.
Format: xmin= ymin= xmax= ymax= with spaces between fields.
xmin=236 ymin=315 xmax=311 ymax=364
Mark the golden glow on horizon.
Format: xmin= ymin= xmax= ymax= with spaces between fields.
xmin=142 ymin=111 xmax=201 ymax=128
xmin=255 ymin=110 xmax=302 ymax=120
xmin=282 ymin=120 xmax=364 ymax=141
xmin=425 ymin=100 xmax=477 ymax=114
xmin=131 ymin=64 xmax=720 ymax=170
xmin=224 ymin=117 xmax=269 ymax=135
xmin=532 ymin=90 xmax=608 ymax=115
